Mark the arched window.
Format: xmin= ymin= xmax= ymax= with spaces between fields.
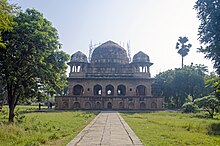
xmin=94 ymin=84 xmax=102 ymax=95
xmin=106 ymin=85 xmax=114 ymax=95
xmin=73 ymin=85 xmax=84 ymax=95
xmin=140 ymin=102 xmax=146 ymax=109
xmin=136 ymin=85 xmax=146 ymax=96
xmin=73 ymin=102 xmax=80 ymax=109
xmin=117 ymin=85 xmax=126 ymax=95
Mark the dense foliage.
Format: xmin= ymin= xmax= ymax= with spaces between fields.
xmin=181 ymin=102 xmax=199 ymax=113
xmin=0 ymin=0 xmax=15 ymax=48
xmin=194 ymin=0 xmax=220 ymax=75
xmin=152 ymin=64 xmax=209 ymax=108
xmin=195 ymin=0 xmax=220 ymax=99
xmin=194 ymin=95 xmax=219 ymax=118
xmin=0 ymin=8 xmax=69 ymax=122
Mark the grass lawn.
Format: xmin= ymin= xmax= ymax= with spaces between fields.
xmin=0 ymin=105 xmax=96 ymax=146
xmin=121 ymin=111 xmax=220 ymax=146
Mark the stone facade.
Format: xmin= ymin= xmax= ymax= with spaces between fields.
xmin=55 ymin=41 xmax=164 ymax=110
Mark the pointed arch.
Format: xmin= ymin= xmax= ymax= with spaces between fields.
xmin=151 ymin=102 xmax=157 ymax=109
xmin=73 ymin=85 xmax=84 ymax=95
xmin=140 ymin=102 xmax=146 ymax=109
xmin=106 ymin=85 xmax=114 ymax=95
xmin=136 ymin=85 xmax=146 ymax=95
xmin=117 ymin=84 xmax=126 ymax=95
xmin=128 ymin=102 xmax=134 ymax=109
xmin=73 ymin=102 xmax=80 ymax=109
xmin=94 ymin=84 xmax=102 ymax=95
xmin=85 ymin=102 xmax=91 ymax=109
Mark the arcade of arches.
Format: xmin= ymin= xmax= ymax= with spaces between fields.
xmin=55 ymin=41 xmax=164 ymax=110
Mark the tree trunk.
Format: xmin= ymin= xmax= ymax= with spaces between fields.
xmin=7 ymin=83 xmax=18 ymax=123
xmin=8 ymin=104 xmax=15 ymax=123
xmin=181 ymin=56 xmax=184 ymax=68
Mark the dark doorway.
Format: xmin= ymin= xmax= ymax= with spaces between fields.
xmin=107 ymin=102 xmax=112 ymax=109
xmin=96 ymin=102 xmax=101 ymax=109
xmin=73 ymin=102 xmax=80 ymax=109
xmin=85 ymin=102 xmax=91 ymax=109
xmin=94 ymin=84 xmax=102 ymax=95
xmin=117 ymin=85 xmax=126 ymax=95
xmin=73 ymin=85 xmax=84 ymax=95
xmin=140 ymin=102 xmax=146 ymax=109
xmin=136 ymin=85 xmax=146 ymax=96
xmin=106 ymin=85 xmax=114 ymax=95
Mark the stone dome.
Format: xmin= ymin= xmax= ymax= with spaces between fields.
xmin=70 ymin=51 xmax=88 ymax=63
xmin=133 ymin=51 xmax=150 ymax=63
xmin=91 ymin=41 xmax=129 ymax=64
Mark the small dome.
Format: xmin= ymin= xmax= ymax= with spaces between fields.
xmin=91 ymin=41 xmax=129 ymax=64
xmin=70 ymin=51 xmax=88 ymax=63
xmin=133 ymin=51 xmax=150 ymax=63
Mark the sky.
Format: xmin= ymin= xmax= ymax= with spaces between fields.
xmin=10 ymin=0 xmax=214 ymax=76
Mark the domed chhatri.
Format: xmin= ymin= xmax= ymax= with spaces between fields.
xmin=91 ymin=41 xmax=129 ymax=64
xmin=55 ymin=40 xmax=164 ymax=111
xmin=70 ymin=51 xmax=88 ymax=63
xmin=133 ymin=51 xmax=150 ymax=63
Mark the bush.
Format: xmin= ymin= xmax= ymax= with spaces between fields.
xmin=181 ymin=102 xmax=198 ymax=113
xmin=194 ymin=95 xmax=219 ymax=118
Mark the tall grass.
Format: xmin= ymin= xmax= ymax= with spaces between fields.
xmin=0 ymin=105 xmax=95 ymax=146
xmin=121 ymin=111 xmax=220 ymax=146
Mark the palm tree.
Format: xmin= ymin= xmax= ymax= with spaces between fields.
xmin=176 ymin=37 xmax=192 ymax=68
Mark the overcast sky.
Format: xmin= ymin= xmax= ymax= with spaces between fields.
xmin=11 ymin=0 xmax=214 ymax=76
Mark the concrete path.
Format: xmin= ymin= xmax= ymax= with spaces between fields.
xmin=67 ymin=111 xmax=143 ymax=146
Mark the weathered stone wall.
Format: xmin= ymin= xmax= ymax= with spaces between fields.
xmin=55 ymin=96 xmax=164 ymax=110
xmin=67 ymin=78 xmax=154 ymax=97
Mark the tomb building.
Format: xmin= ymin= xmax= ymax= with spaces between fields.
xmin=55 ymin=41 xmax=163 ymax=110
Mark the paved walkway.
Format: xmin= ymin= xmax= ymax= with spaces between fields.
xmin=67 ymin=111 xmax=143 ymax=146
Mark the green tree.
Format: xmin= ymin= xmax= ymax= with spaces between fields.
xmin=0 ymin=0 xmax=15 ymax=48
xmin=205 ymin=72 xmax=220 ymax=100
xmin=176 ymin=36 xmax=192 ymax=68
xmin=194 ymin=0 xmax=220 ymax=74
xmin=194 ymin=0 xmax=220 ymax=98
xmin=152 ymin=65 xmax=208 ymax=109
xmin=0 ymin=9 xmax=69 ymax=122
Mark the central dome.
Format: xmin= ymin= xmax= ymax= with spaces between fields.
xmin=91 ymin=41 xmax=129 ymax=64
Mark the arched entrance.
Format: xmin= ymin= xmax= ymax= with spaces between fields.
xmin=106 ymin=85 xmax=114 ymax=95
xmin=96 ymin=102 xmax=101 ymax=109
xmin=62 ymin=102 xmax=68 ymax=109
xmin=85 ymin=102 xmax=91 ymax=109
xmin=140 ymin=102 xmax=146 ymax=109
xmin=128 ymin=102 xmax=134 ymax=109
xmin=151 ymin=102 xmax=157 ymax=109
xmin=73 ymin=102 xmax=80 ymax=109
xmin=107 ymin=102 xmax=112 ymax=109
xmin=73 ymin=85 xmax=84 ymax=95
xmin=117 ymin=85 xmax=126 ymax=95
xmin=136 ymin=85 xmax=146 ymax=95
xmin=94 ymin=84 xmax=102 ymax=95
xmin=119 ymin=102 xmax=124 ymax=109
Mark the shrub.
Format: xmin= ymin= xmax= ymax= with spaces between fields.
xmin=181 ymin=102 xmax=198 ymax=113
xmin=194 ymin=95 xmax=219 ymax=118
